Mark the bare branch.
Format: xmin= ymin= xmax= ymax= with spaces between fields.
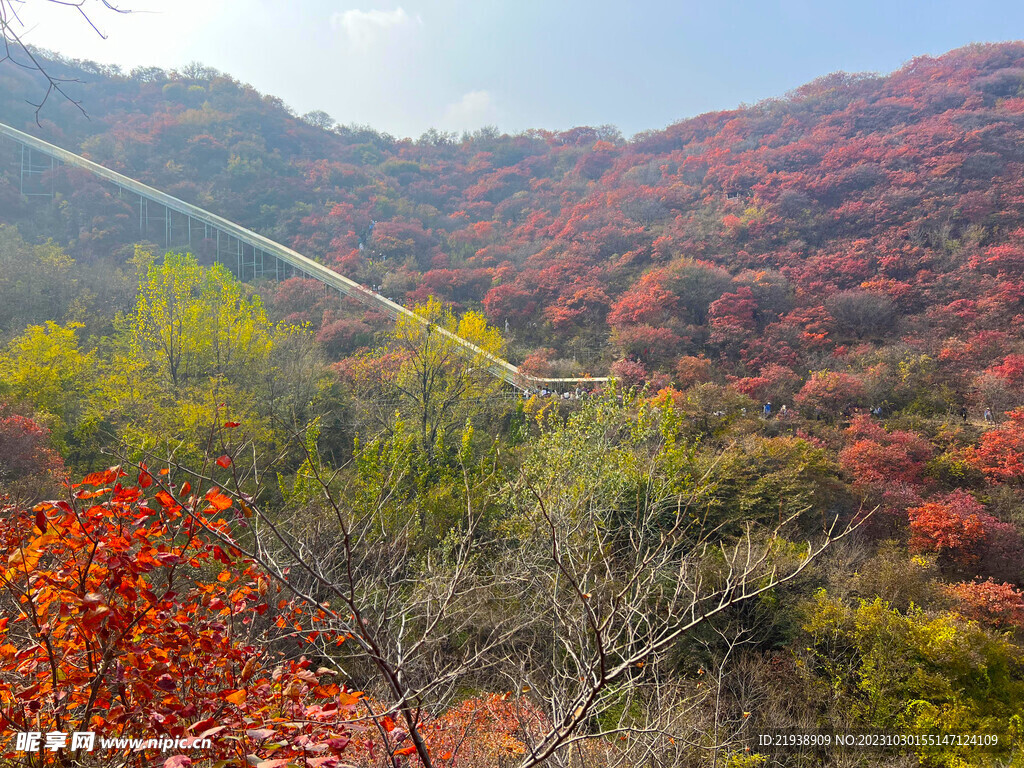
xmin=0 ymin=0 xmax=130 ymax=121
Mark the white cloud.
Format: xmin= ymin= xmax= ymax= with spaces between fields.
xmin=330 ymin=7 xmax=419 ymax=51
xmin=442 ymin=90 xmax=499 ymax=132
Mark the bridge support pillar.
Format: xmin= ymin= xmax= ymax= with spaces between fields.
xmin=19 ymin=144 xmax=55 ymax=198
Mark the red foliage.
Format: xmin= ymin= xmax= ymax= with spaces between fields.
xmin=986 ymin=353 xmax=1024 ymax=386
xmin=0 ymin=406 xmax=66 ymax=492
xmin=674 ymin=356 xmax=714 ymax=389
xmin=946 ymin=580 xmax=1024 ymax=629
xmin=610 ymin=358 xmax=648 ymax=386
xmin=612 ymin=324 xmax=683 ymax=362
xmin=0 ymin=472 xmax=356 ymax=766
xmin=968 ymin=408 xmax=1024 ymax=482
xmin=543 ymin=282 xmax=611 ymax=330
xmin=14 ymin=43 xmax=1024 ymax=391
xmin=794 ymin=371 xmax=867 ymax=417
xmin=969 ymin=230 xmax=1024 ymax=276
xmin=839 ymin=415 xmax=934 ymax=489
xmin=908 ymin=490 xmax=989 ymax=565
xmin=424 ymin=694 xmax=546 ymax=767
xmin=270 ymin=277 xmax=342 ymax=330
xmin=908 ymin=489 xmax=1023 ymax=578
xmin=708 ymin=286 xmax=757 ymax=330
xmin=519 ymin=348 xmax=556 ymax=378
xmin=316 ymin=316 xmax=374 ymax=358
xmin=607 ymin=271 xmax=677 ymax=327
xmin=482 ymin=282 xmax=538 ymax=325
xmin=730 ymin=364 xmax=800 ymax=404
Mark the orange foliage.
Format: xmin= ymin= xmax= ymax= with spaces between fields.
xmin=968 ymin=408 xmax=1024 ymax=482
xmin=423 ymin=695 xmax=546 ymax=768
xmin=908 ymin=491 xmax=989 ymax=565
xmin=946 ymin=580 xmax=1024 ymax=629
xmin=0 ymin=469 xmax=357 ymax=766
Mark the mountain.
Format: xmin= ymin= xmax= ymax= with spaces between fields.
xmin=5 ymin=44 xmax=1024 ymax=766
xmin=3 ymin=43 xmax=1024 ymax=398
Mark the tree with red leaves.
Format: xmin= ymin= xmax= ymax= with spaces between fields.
xmin=606 ymin=271 xmax=678 ymax=328
xmin=839 ymin=415 xmax=934 ymax=489
xmin=969 ymin=230 xmax=1024 ymax=276
xmin=969 ymin=408 xmax=1024 ymax=483
xmin=0 ymin=404 xmax=66 ymax=500
xmin=986 ymin=354 xmax=1024 ymax=387
xmin=908 ymin=490 xmax=990 ymax=567
xmin=0 ymin=467 xmax=357 ymax=768
xmin=946 ymin=580 xmax=1024 ymax=630
xmin=908 ymin=489 xmax=1023 ymax=578
xmin=610 ymin=358 xmax=648 ymax=387
xmin=731 ymin=364 xmax=800 ymax=406
xmin=794 ymin=371 xmax=867 ymax=419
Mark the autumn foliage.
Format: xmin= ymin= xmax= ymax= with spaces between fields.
xmin=0 ymin=467 xmax=358 ymax=767
xmin=969 ymin=408 xmax=1024 ymax=482
xmin=908 ymin=490 xmax=991 ymax=566
xmin=5 ymin=39 xmax=1024 ymax=768
xmin=946 ymin=579 xmax=1024 ymax=630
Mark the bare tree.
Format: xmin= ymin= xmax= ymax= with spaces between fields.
xmin=0 ymin=0 xmax=129 ymax=119
xmin=496 ymin=418 xmax=862 ymax=768
xmin=148 ymin=393 xmax=865 ymax=768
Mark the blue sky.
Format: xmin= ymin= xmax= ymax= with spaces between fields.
xmin=14 ymin=0 xmax=1024 ymax=138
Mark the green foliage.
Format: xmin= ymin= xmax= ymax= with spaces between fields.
xmin=521 ymin=390 xmax=657 ymax=513
xmin=926 ymin=450 xmax=987 ymax=491
xmin=387 ymin=297 xmax=505 ymax=458
xmin=803 ymin=589 xmax=1024 ymax=765
xmin=0 ymin=226 xmax=78 ymax=337
xmin=0 ymin=250 xmax=335 ymax=471
xmin=692 ymin=435 xmax=847 ymax=532
xmin=279 ymin=420 xmax=324 ymax=508
xmin=126 ymin=251 xmax=272 ymax=387
xmin=0 ymin=321 xmax=94 ymax=448
xmin=352 ymin=419 xmax=417 ymax=537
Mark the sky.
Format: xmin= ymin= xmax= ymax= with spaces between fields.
xmin=11 ymin=0 xmax=1024 ymax=139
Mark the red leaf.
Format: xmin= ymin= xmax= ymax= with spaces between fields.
xmin=225 ymin=689 xmax=246 ymax=705
xmin=139 ymin=470 xmax=153 ymax=488
xmin=16 ymin=684 xmax=40 ymax=700
xmin=163 ymin=757 xmax=192 ymax=768
xmin=216 ymin=455 xmax=232 ymax=468
xmin=155 ymin=490 xmax=178 ymax=508
xmin=327 ymin=736 xmax=350 ymax=750
xmin=155 ymin=674 xmax=177 ymax=691
xmin=75 ymin=488 xmax=111 ymax=500
xmin=34 ymin=509 xmax=47 ymax=534
xmin=395 ymin=745 xmax=417 ymax=756
xmin=223 ymin=421 xmax=241 ymax=429
xmin=75 ymin=466 xmax=123 ymax=488
xmin=205 ymin=490 xmax=233 ymax=511
xmin=188 ymin=717 xmax=216 ymax=734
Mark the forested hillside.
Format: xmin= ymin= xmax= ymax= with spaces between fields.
xmin=6 ymin=43 xmax=1024 ymax=385
xmin=1 ymin=43 xmax=1024 ymax=768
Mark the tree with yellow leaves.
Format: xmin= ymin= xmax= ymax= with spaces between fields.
xmin=128 ymin=251 xmax=272 ymax=388
xmin=390 ymin=297 xmax=504 ymax=458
